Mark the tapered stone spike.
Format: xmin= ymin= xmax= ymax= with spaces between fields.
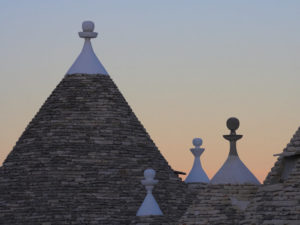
xmin=185 ymin=138 xmax=209 ymax=183
xmin=136 ymin=169 xmax=163 ymax=216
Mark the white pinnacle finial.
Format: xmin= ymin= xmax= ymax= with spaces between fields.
xmin=136 ymin=168 xmax=163 ymax=216
xmin=210 ymin=118 xmax=260 ymax=185
xmin=185 ymin=138 xmax=210 ymax=183
xmin=66 ymin=21 xmax=108 ymax=76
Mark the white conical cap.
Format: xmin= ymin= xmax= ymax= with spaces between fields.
xmin=210 ymin=155 xmax=260 ymax=184
xmin=210 ymin=118 xmax=260 ymax=185
xmin=185 ymin=138 xmax=209 ymax=183
xmin=66 ymin=21 xmax=108 ymax=76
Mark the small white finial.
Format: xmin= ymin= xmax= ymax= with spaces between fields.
xmin=193 ymin=138 xmax=203 ymax=148
xmin=136 ymin=168 xmax=163 ymax=216
xmin=66 ymin=21 xmax=108 ymax=75
xmin=185 ymin=138 xmax=210 ymax=183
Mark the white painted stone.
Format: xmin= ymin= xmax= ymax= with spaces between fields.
xmin=66 ymin=21 xmax=108 ymax=76
xmin=210 ymin=155 xmax=260 ymax=185
xmin=136 ymin=168 xmax=163 ymax=216
xmin=210 ymin=118 xmax=260 ymax=185
xmin=185 ymin=138 xmax=209 ymax=183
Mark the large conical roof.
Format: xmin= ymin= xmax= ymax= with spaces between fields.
xmin=0 ymin=22 xmax=188 ymax=225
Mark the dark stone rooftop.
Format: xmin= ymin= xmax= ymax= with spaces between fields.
xmin=0 ymin=74 xmax=189 ymax=225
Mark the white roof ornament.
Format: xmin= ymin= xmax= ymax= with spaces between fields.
xmin=136 ymin=169 xmax=163 ymax=216
xmin=210 ymin=118 xmax=260 ymax=185
xmin=185 ymin=138 xmax=209 ymax=183
xmin=66 ymin=21 xmax=109 ymax=76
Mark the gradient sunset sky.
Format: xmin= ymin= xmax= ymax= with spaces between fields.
xmin=1 ymin=1 xmax=300 ymax=182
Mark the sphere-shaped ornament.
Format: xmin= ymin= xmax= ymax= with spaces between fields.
xmin=226 ymin=117 xmax=240 ymax=131
xmin=82 ymin=21 xmax=95 ymax=32
xmin=144 ymin=168 xmax=156 ymax=179
xmin=192 ymin=138 xmax=203 ymax=147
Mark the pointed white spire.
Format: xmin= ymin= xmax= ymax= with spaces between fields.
xmin=66 ymin=21 xmax=108 ymax=76
xmin=210 ymin=118 xmax=260 ymax=185
xmin=136 ymin=169 xmax=163 ymax=216
xmin=185 ymin=138 xmax=209 ymax=183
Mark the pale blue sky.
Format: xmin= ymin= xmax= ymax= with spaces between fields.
xmin=1 ymin=1 xmax=300 ymax=181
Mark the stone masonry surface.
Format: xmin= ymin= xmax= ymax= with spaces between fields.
xmin=242 ymin=127 xmax=300 ymax=225
xmin=178 ymin=183 xmax=258 ymax=225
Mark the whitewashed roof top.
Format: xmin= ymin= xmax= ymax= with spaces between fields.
xmin=210 ymin=118 xmax=260 ymax=185
xmin=66 ymin=21 xmax=108 ymax=76
xmin=210 ymin=155 xmax=260 ymax=184
xmin=185 ymin=138 xmax=209 ymax=183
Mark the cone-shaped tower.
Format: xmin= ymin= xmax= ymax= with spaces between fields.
xmin=185 ymin=138 xmax=209 ymax=183
xmin=0 ymin=21 xmax=188 ymax=225
xmin=210 ymin=117 xmax=260 ymax=185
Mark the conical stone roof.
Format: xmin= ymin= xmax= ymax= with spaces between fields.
xmin=0 ymin=22 xmax=188 ymax=225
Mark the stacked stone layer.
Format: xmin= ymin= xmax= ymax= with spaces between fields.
xmin=264 ymin=127 xmax=300 ymax=184
xmin=131 ymin=215 xmax=170 ymax=225
xmin=242 ymin=181 xmax=300 ymax=225
xmin=178 ymin=183 xmax=258 ymax=225
xmin=0 ymin=74 xmax=188 ymax=225
xmin=242 ymin=127 xmax=300 ymax=225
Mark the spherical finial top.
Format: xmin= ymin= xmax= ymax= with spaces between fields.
xmin=226 ymin=117 xmax=240 ymax=131
xmin=79 ymin=21 xmax=97 ymax=39
xmin=144 ymin=168 xmax=156 ymax=180
xmin=82 ymin=21 xmax=95 ymax=32
xmin=193 ymin=138 xmax=203 ymax=147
